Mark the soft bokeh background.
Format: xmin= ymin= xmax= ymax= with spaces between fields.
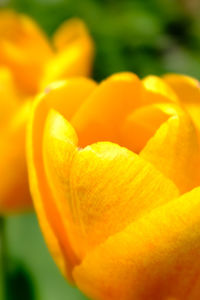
xmin=1 ymin=0 xmax=200 ymax=299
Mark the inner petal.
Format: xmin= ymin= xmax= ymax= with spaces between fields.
xmin=70 ymin=72 xmax=142 ymax=148
xmin=120 ymin=103 xmax=180 ymax=153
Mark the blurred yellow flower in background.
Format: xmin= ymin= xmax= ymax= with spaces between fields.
xmin=27 ymin=72 xmax=200 ymax=300
xmin=0 ymin=10 xmax=94 ymax=95
xmin=0 ymin=10 xmax=94 ymax=213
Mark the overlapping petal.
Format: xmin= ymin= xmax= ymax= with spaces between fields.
xmin=71 ymin=72 xmax=142 ymax=147
xmin=142 ymin=75 xmax=178 ymax=105
xmin=73 ymin=187 xmax=200 ymax=300
xmin=141 ymin=111 xmax=200 ymax=193
xmin=28 ymin=78 xmax=179 ymax=272
xmin=163 ymin=74 xmax=200 ymax=132
xmin=44 ymin=112 xmax=178 ymax=259
xmin=27 ymin=72 xmax=200 ymax=299
xmin=120 ymin=102 xmax=180 ymax=152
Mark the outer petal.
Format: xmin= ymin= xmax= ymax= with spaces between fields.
xmin=41 ymin=19 xmax=94 ymax=89
xmin=27 ymin=78 xmax=96 ymax=279
xmin=163 ymin=74 xmax=200 ymax=132
xmin=0 ymin=10 xmax=53 ymax=94
xmin=63 ymin=140 xmax=178 ymax=259
xmin=0 ymin=101 xmax=32 ymax=213
xmin=73 ymin=187 xmax=200 ymax=300
xmin=71 ymin=72 xmax=142 ymax=147
xmin=140 ymin=112 xmax=200 ymax=193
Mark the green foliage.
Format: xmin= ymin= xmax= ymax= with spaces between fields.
xmin=6 ymin=214 xmax=89 ymax=300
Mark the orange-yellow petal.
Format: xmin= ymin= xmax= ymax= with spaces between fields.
xmin=140 ymin=112 xmax=200 ymax=193
xmin=53 ymin=18 xmax=91 ymax=52
xmin=40 ymin=78 xmax=97 ymax=120
xmin=163 ymin=74 xmax=200 ymax=133
xmin=163 ymin=74 xmax=199 ymax=103
xmin=142 ymin=75 xmax=178 ymax=105
xmin=0 ymin=101 xmax=31 ymax=213
xmin=120 ymin=102 xmax=180 ymax=153
xmin=73 ymin=187 xmax=200 ymax=300
xmin=71 ymin=72 xmax=142 ymax=147
xmin=41 ymin=19 xmax=94 ymax=89
xmin=0 ymin=67 xmax=19 ymax=129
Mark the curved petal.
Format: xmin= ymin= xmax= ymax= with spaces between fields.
xmin=40 ymin=77 xmax=97 ymax=120
xmin=43 ymin=105 xmax=179 ymax=261
xmin=140 ymin=112 xmax=200 ymax=193
xmin=53 ymin=18 xmax=91 ymax=52
xmin=0 ymin=101 xmax=32 ymax=213
xmin=73 ymin=187 xmax=200 ymax=300
xmin=71 ymin=72 xmax=142 ymax=147
xmin=163 ymin=74 xmax=200 ymax=132
xmin=63 ymin=140 xmax=178 ymax=259
xmin=27 ymin=78 xmax=96 ymax=279
xmin=142 ymin=75 xmax=178 ymax=105
xmin=41 ymin=19 xmax=94 ymax=89
xmin=163 ymin=74 xmax=199 ymax=103
xmin=120 ymin=102 xmax=180 ymax=153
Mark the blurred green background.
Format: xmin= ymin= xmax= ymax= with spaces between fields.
xmin=1 ymin=0 xmax=200 ymax=299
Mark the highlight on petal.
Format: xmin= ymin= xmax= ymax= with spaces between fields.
xmin=0 ymin=101 xmax=31 ymax=213
xmin=163 ymin=74 xmax=200 ymax=132
xmin=71 ymin=72 xmax=142 ymax=147
xmin=140 ymin=111 xmax=200 ymax=193
xmin=163 ymin=73 xmax=199 ymax=103
xmin=41 ymin=18 xmax=94 ymax=88
xmin=142 ymin=75 xmax=178 ymax=105
xmin=73 ymin=187 xmax=200 ymax=300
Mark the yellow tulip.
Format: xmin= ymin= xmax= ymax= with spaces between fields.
xmin=0 ymin=10 xmax=94 ymax=95
xmin=0 ymin=11 xmax=94 ymax=213
xmin=27 ymin=72 xmax=200 ymax=299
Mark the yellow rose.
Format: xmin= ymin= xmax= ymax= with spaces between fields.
xmin=27 ymin=72 xmax=200 ymax=299
xmin=0 ymin=11 xmax=94 ymax=213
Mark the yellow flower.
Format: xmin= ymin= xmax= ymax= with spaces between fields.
xmin=0 ymin=11 xmax=94 ymax=213
xmin=0 ymin=10 xmax=94 ymax=95
xmin=27 ymin=72 xmax=200 ymax=299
